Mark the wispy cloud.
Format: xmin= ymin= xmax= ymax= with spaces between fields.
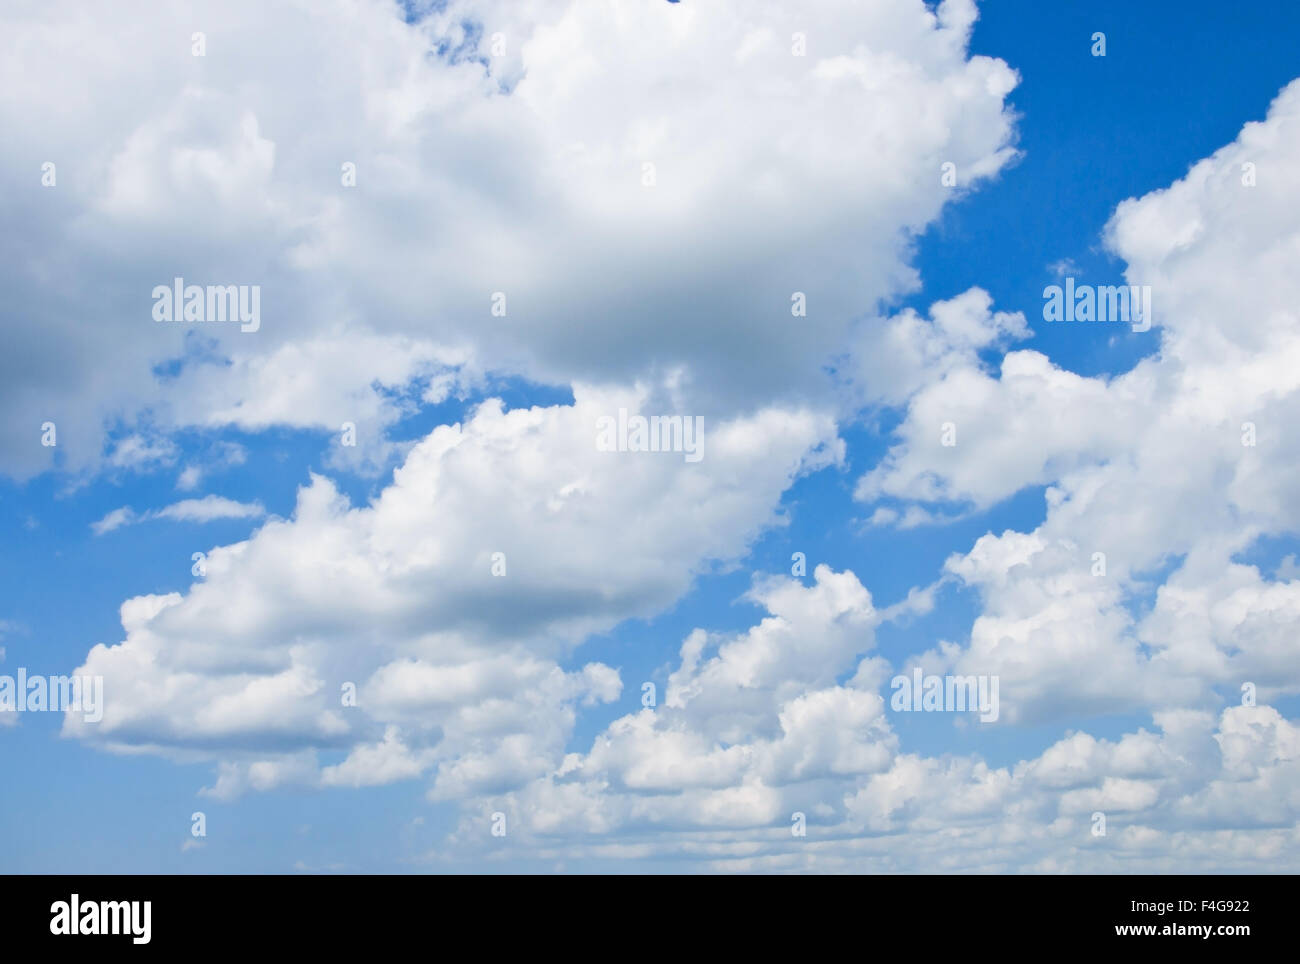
xmin=106 ymin=434 xmax=178 ymax=471
xmin=91 ymin=496 xmax=265 ymax=535
xmin=176 ymin=442 xmax=248 ymax=492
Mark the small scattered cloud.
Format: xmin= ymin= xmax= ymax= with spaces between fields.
xmin=106 ymin=434 xmax=177 ymax=472
xmin=90 ymin=507 xmax=138 ymax=535
xmin=175 ymin=466 xmax=202 ymax=491
xmin=91 ymin=496 xmax=265 ymax=535
xmin=177 ymin=442 xmax=248 ymax=492
xmin=1048 ymin=257 xmax=1080 ymax=278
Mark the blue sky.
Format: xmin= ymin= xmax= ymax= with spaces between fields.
xmin=3 ymin=0 xmax=1300 ymax=873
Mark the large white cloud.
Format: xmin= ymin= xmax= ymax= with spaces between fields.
xmin=0 ymin=0 xmax=1018 ymax=478
xmin=65 ymin=384 xmax=840 ymax=803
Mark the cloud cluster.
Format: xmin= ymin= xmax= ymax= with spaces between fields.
xmin=447 ymin=574 xmax=1300 ymax=872
xmin=853 ymin=81 xmax=1300 ymax=731
xmin=24 ymin=0 xmax=1300 ymax=871
xmin=432 ymin=81 xmax=1300 ymax=868
xmin=67 ymin=386 xmax=840 ymax=806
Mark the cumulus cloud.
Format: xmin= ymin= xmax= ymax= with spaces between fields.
xmin=412 ymin=81 xmax=1300 ymax=868
xmin=0 ymin=0 xmax=1018 ymax=478
xmin=31 ymin=0 xmax=1300 ymax=873
xmin=852 ymin=80 xmax=1300 ymax=728
xmin=435 ymin=579 xmax=1300 ymax=872
xmin=65 ymin=386 xmax=841 ymax=805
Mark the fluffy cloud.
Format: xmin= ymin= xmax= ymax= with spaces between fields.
xmin=65 ymin=385 xmax=840 ymax=803
xmin=436 ymin=576 xmax=1300 ymax=872
xmin=32 ymin=1 xmax=1300 ymax=872
xmin=853 ymin=81 xmax=1300 ymax=727
xmin=463 ymin=567 xmax=893 ymax=843
xmin=41 ymin=0 xmax=1023 ymax=832
xmin=0 ymin=0 xmax=1018 ymax=478
xmin=414 ymin=82 xmax=1300 ymax=869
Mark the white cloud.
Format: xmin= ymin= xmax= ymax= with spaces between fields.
xmin=176 ymin=441 xmax=247 ymax=492
xmin=65 ymin=387 xmax=840 ymax=805
xmin=32 ymin=1 xmax=1300 ymax=872
xmin=106 ymin=434 xmax=178 ymax=472
xmin=91 ymin=495 xmax=265 ymax=534
xmin=460 ymin=567 xmax=895 ymax=840
xmin=851 ymin=80 xmax=1300 ymax=727
xmin=90 ymin=507 xmax=138 ymax=536
xmin=0 ymin=0 xmax=1019 ymax=478
xmin=176 ymin=466 xmax=203 ymax=492
xmin=432 ymin=575 xmax=1300 ymax=871
xmin=413 ymin=80 xmax=1300 ymax=868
